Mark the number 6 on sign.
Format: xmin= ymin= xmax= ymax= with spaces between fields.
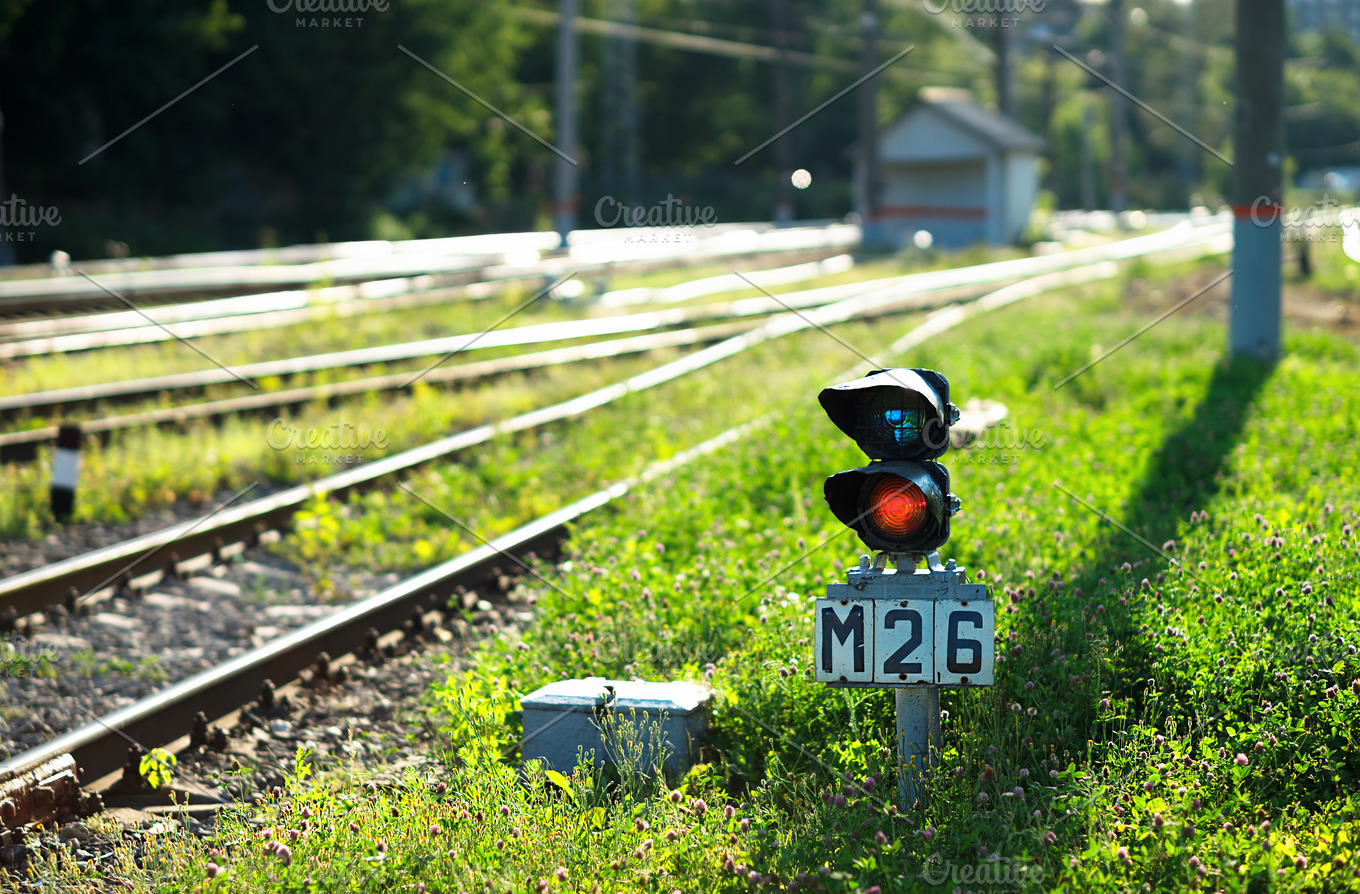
xmin=934 ymin=602 xmax=995 ymax=686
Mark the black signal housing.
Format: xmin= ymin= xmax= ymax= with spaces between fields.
xmin=819 ymin=368 xmax=960 ymax=555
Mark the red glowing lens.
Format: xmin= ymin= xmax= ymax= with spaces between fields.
xmin=865 ymin=475 xmax=928 ymax=537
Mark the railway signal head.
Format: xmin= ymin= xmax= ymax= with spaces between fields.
xmin=819 ymin=369 xmax=960 ymax=554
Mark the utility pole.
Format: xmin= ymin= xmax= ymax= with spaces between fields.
xmin=1229 ymin=0 xmax=1284 ymax=358
xmin=1107 ymin=0 xmax=1129 ymax=217
xmin=555 ymin=0 xmax=578 ymax=247
xmin=600 ymin=0 xmax=640 ymax=207
xmin=857 ymin=0 xmax=881 ymax=248
xmin=993 ymin=26 xmax=1012 ymax=119
xmin=773 ymin=0 xmax=794 ymax=224
xmin=620 ymin=0 xmax=639 ymax=205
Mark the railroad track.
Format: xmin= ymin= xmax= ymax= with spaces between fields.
xmin=0 ymin=262 xmax=1057 ymax=621
xmin=0 ymin=252 xmax=853 ymax=359
xmin=0 ymin=223 xmax=1231 ymax=830
xmin=0 ymin=235 xmax=856 ymax=361
xmin=0 ymin=272 xmax=896 ymax=423
xmin=0 ymin=223 xmax=856 ymax=317
xmin=0 ymin=321 xmax=758 ymax=464
xmin=0 ymin=220 xmax=848 ymax=286
xmin=0 ymin=424 xmax=751 ymax=824
xmin=0 ymin=272 xmax=1017 ymax=462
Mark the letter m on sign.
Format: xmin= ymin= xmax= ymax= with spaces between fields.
xmin=815 ymin=599 xmax=872 ymax=683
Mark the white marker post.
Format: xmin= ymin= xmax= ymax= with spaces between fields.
xmin=50 ymin=424 xmax=82 ymax=522
xmin=815 ymin=551 xmax=994 ymax=808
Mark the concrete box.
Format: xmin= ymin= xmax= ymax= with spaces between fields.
xmin=520 ymin=677 xmax=710 ymax=776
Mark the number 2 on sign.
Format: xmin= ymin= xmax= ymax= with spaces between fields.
xmin=876 ymin=601 xmax=933 ymax=683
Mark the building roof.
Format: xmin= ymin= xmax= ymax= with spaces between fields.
xmin=915 ymin=87 xmax=1045 ymax=152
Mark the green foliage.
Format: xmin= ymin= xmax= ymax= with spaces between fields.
xmin=2 ymin=0 xmax=539 ymax=260
xmin=139 ymin=747 xmax=178 ymax=790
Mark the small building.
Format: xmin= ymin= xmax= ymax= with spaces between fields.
xmin=869 ymin=88 xmax=1044 ymax=249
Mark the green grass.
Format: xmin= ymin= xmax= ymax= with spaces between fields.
xmin=0 ymin=349 xmax=680 ymax=539
xmin=34 ymin=253 xmax=1360 ymax=892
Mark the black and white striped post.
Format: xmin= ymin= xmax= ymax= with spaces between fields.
xmin=50 ymin=424 xmax=81 ymax=522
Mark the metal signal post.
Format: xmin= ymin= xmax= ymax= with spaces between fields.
xmin=813 ymin=368 xmax=995 ymax=809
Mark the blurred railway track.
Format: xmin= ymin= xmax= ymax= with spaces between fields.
xmin=0 ymin=252 xmax=853 ymax=361
xmin=0 ymin=223 xmax=856 ymax=319
xmin=0 ymin=273 xmax=1002 ymax=463
xmin=0 ymin=220 xmax=853 ymax=285
xmin=0 ymin=218 xmax=1230 ymax=463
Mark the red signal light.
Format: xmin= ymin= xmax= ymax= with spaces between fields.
xmin=865 ymin=475 xmax=928 ymax=538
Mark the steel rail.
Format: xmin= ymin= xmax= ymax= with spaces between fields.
xmin=0 ymin=243 xmax=850 ymax=361
xmin=0 ymin=320 xmax=760 ymax=464
xmin=0 ymin=224 xmax=858 ymax=310
xmin=0 ymin=227 xmax=1233 ymax=801
xmin=0 ymin=219 xmax=1229 ymax=421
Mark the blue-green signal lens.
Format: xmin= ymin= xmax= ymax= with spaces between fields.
xmin=877 ymin=407 xmax=923 ymax=444
xmin=859 ymin=391 xmax=927 ymax=453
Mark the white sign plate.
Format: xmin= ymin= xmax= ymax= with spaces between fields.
xmin=814 ymin=597 xmax=994 ymax=687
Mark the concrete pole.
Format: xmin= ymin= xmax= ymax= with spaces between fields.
xmin=1229 ymin=0 xmax=1285 ymax=358
xmin=895 ymin=687 xmax=939 ymax=810
xmin=554 ymin=0 xmax=578 ymax=247
xmin=0 ymin=72 xmax=12 ymax=266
